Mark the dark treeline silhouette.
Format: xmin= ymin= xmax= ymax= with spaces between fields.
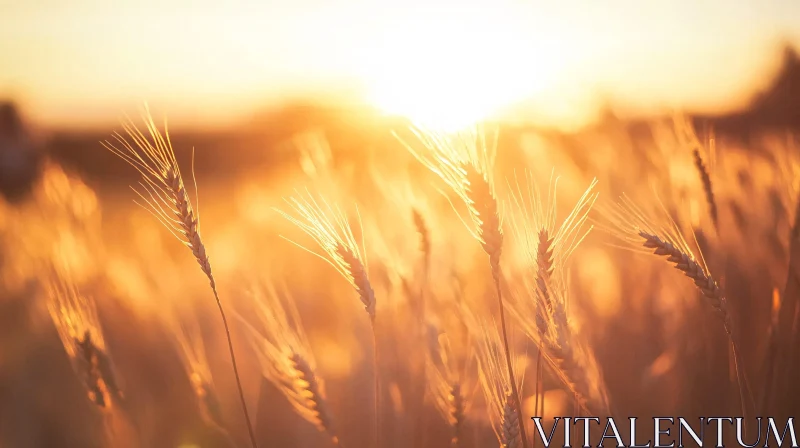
xmin=701 ymin=45 xmax=800 ymax=140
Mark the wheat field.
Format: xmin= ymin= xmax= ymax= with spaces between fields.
xmin=1 ymin=100 xmax=799 ymax=448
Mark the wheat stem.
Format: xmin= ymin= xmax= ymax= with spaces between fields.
xmin=210 ymin=288 xmax=258 ymax=447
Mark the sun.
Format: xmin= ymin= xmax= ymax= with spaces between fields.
xmin=358 ymin=4 xmax=562 ymax=131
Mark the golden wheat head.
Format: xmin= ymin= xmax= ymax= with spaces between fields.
xmin=395 ymin=125 xmax=503 ymax=269
xmin=102 ymin=106 xmax=214 ymax=290
xmin=46 ymin=272 xmax=122 ymax=411
xmin=236 ymin=282 xmax=340 ymax=442
xmin=602 ymin=194 xmax=730 ymax=333
xmin=277 ymin=191 xmax=376 ymax=323
xmin=507 ymin=172 xmax=598 ymax=334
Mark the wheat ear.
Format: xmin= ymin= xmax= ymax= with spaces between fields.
xmin=337 ymin=245 xmax=377 ymax=323
xmin=412 ymin=208 xmax=431 ymax=271
xmin=692 ymin=149 xmax=719 ymax=231
xmin=103 ymin=109 xmax=257 ymax=448
xmin=412 ymin=208 xmax=431 ymax=318
xmin=289 ymin=353 xmax=341 ymax=445
xmin=532 ymin=229 xmax=553 ymax=448
xmin=502 ymin=391 xmax=523 ymax=448
xmin=639 ymin=231 xmax=729 ymax=331
xmin=447 ymin=383 xmax=465 ymax=447
xmin=536 ymin=230 xmax=555 ymax=313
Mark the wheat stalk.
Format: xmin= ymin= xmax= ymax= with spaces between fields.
xmin=603 ymin=194 xmax=753 ymax=430
xmin=506 ymin=173 xmax=607 ymax=415
xmin=236 ymin=281 xmax=342 ymax=445
xmin=397 ymin=125 xmax=528 ymax=448
xmin=102 ymin=106 xmax=257 ymax=448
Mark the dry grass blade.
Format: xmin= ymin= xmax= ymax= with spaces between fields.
xmin=236 ymin=282 xmax=341 ymax=445
xmin=103 ymin=105 xmax=258 ymax=448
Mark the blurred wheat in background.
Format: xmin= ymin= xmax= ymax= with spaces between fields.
xmin=2 ymin=1 xmax=800 ymax=447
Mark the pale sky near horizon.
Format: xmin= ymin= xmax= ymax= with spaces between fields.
xmin=1 ymin=0 xmax=799 ymax=129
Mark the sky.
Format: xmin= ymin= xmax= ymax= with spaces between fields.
xmin=1 ymin=0 xmax=799 ymax=129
